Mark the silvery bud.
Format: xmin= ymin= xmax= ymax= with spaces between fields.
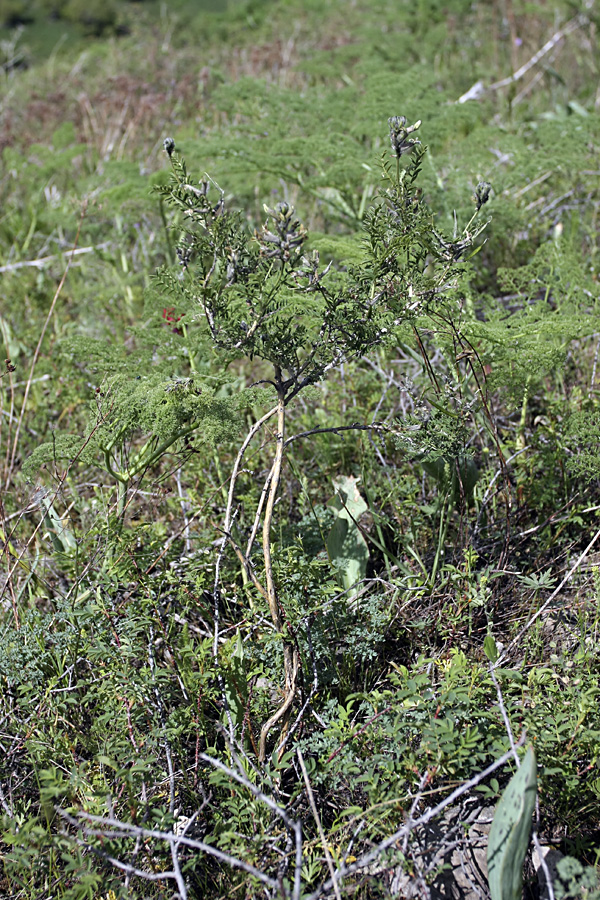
xmin=388 ymin=116 xmax=421 ymax=158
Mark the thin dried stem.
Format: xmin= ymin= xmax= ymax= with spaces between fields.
xmin=217 ymin=405 xmax=277 ymax=599
xmin=0 ymin=403 xmax=113 ymax=609
xmin=457 ymin=13 xmax=589 ymax=103
xmin=245 ymin=460 xmax=274 ymax=563
xmin=0 ymin=242 xmax=110 ymax=274
xmin=259 ymin=371 xmax=299 ymax=761
xmin=490 ymin=666 xmax=554 ymax=900
xmin=57 ymin=808 xmax=279 ymax=890
xmin=262 ymin=379 xmax=286 ymax=635
xmin=7 ymin=201 xmax=87 ymax=488
xmin=298 ymin=748 xmax=342 ymax=900
xmin=495 ymin=525 xmax=600 ymax=667
xmin=489 ymin=14 xmax=588 ymax=91
xmin=259 ymin=649 xmax=299 ymax=763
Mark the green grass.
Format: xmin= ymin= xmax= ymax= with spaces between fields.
xmin=1 ymin=0 xmax=600 ymax=897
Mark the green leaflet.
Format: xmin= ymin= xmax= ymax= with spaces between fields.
xmin=483 ymin=634 xmax=499 ymax=664
xmin=488 ymin=746 xmax=538 ymax=900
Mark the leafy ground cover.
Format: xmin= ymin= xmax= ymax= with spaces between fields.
xmin=1 ymin=0 xmax=600 ymax=897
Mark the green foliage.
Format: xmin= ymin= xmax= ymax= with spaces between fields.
xmin=2 ymin=0 xmax=124 ymax=34
xmin=554 ymin=857 xmax=600 ymax=900
xmin=564 ymin=409 xmax=600 ymax=483
xmin=469 ymin=240 xmax=600 ymax=402
xmin=2 ymin=0 xmax=600 ymax=896
xmin=153 ymin=142 xmax=396 ymax=393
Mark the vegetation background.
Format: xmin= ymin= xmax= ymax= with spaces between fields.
xmin=1 ymin=0 xmax=600 ymax=897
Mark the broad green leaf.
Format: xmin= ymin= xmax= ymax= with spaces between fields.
xmin=488 ymin=747 xmax=537 ymax=900
xmin=327 ymin=475 xmax=369 ymax=598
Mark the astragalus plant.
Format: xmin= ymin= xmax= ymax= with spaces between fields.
xmin=152 ymin=117 xmax=490 ymax=761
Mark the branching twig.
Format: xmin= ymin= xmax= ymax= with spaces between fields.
xmin=198 ymin=750 xmax=303 ymax=900
xmin=307 ymin=741 xmax=523 ymax=900
xmin=284 ymin=422 xmax=389 ymax=449
xmin=57 ymin=808 xmax=279 ymax=890
xmin=222 ymin=405 xmax=278 ymax=549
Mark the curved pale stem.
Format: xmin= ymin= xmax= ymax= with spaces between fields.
xmin=259 ymin=369 xmax=299 ymax=761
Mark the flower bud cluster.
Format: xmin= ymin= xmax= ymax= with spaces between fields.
xmin=431 ymin=231 xmax=474 ymax=262
xmin=255 ymin=202 xmax=307 ymax=262
xmin=388 ymin=116 xmax=422 ymax=158
xmin=475 ymin=181 xmax=492 ymax=211
xmin=293 ymin=250 xmax=332 ymax=292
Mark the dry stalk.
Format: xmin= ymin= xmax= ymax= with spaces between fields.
xmin=259 ymin=369 xmax=300 ymax=762
xmin=261 ymin=380 xmax=287 ymax=635
xmin=489 ymin=665 xmax=555 ymax=900
xmin=218 ymin=404 xmax=277 ymax=598
xmin=0 ymin=401 xmax=113 ymax=611
xmin=307 ymin=740 xmax=523 ymax=900
xmin=259 ymin=650 xmax=299 ymax=763
xmin=298 ymin=747 xmax=343 ymax=900
xmin=6 ymin=201 xmax=87 ymax=489
xmin=457 ymin=12 xmax=590 ymax=103
xmin=494 ymin=524 xmax=600 ymax=667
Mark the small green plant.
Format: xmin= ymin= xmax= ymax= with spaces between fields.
xmin=554 ymin=856 xmax=600 ymax=900
xmin=148 ymin=118 xmax=495 ymax=758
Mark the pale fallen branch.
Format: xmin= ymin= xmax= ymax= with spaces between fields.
xmin=0 ymin=243 xmax=111 ymax=273
xmin=58 ymin=745 xmax=304 ymax=899
xmin=199 ymin=749 xmax=303 ymax=900
xmin=57 ymin=808 xmax=280 ymax=891
xmin=457 ymin=13 xmax=588 ymax=103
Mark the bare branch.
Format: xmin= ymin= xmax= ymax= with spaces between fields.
xmin=298 ymin=748 xmax=342 ymax=900
xmin=284 ymin=422 xmax=389 ymax=449
xmin=0 ymin=242 xmax=110 ymax=274
xmin=198 ymin=750 xmax=303 ymax=900
xmin=494 ymin=525 xmax=600 ymax=667
xmin=276 ymin=615 xmax=319 ymax=758
xmin=307 ymin=741 xmax=523 ymax=900
xmin=457 ymin=14 xmax=589 ymax=103
xmin=57 ymin=808 xmax=279 ymax=890
xmin=7 ymin=201 xmax=88 ymax=487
